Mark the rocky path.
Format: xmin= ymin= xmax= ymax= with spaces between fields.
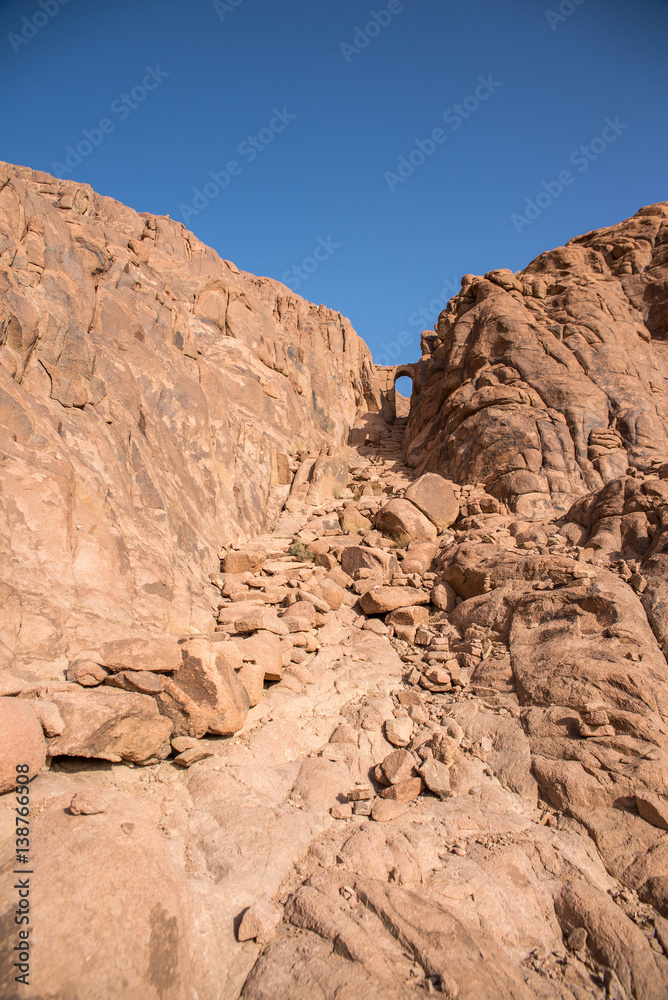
xmin=3 ymin=414 xmax=668 ymax=1000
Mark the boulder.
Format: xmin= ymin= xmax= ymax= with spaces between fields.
xmin=222 ymin=549 xmax=264 ymax=574
xmin=385 ymin=606 xmax=429 ymax=628
xmin=235 ymin=630 xmax=283 ymax=681
xmin=0 ymin=791 xmax=201 ymax=998
xmin=154 ymin=678 xmax=210 ymax=738
xmin=339 ymin=506 xmax=372 ymax=533
xmin=360 ymin=586 xmax=430 ymax=615
xmin=46 ymin=688 xmax=173 ymax=764
xmin=400 ymin=537 xmax=439 ymax=575
xmin=403 ymin=473 xmax=459 ymax=530
xmin=99 ymin=638 xmax=183 ymax=674
xmin=0 ymin=697 xmax=47 ymax=792
xmin=340 ymin=545 xmax=398 ymax=580
xmin=375 ymin=499 xmax=437 ymax=543
xmin=233 ymin=608 xmax=289 ymax=636
xmin=174 ymin=638 xmax=249 ymax=735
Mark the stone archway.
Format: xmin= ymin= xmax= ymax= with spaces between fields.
xmin=374 ymin=363 xmax=417 ymax=421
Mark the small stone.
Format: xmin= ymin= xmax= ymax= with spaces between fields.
xmin=430 ymin=583 xmax=457 ymax=613
xmin=581 ymin=709 xmax=609 ymax=726
xmin=353 ymin=799 xmax=372 ymax=816
xmin=397 ymin=691 xmax=423 ymax=709
xmin=379 ymin=776 xmax=424 ymax=802
xmin=362 ymin=618 xmax=389 ymax=635
xmin=330 ymin=803 xmax=353 ymax=819
xmin=348 ymin=784 xmax=373 ymax=801
xmin=417 ymin=758 xmax=451 ymax=799
xmin=385 ymin=716 xmax=413 ymax=747
xmin=32 ymin=699 xmax=65 ymax=737
xmin=69 ymin=791 xmax=107 ymax=816
xmin=237 ymin=900 xmax=282 ymax=944
xmin=371 ymin=799 xmax=404 ymax=822
xmin=360 ymin=586 xmax=430 ymax=615
xmin=579 ymin=722 xmax=615 ymax=738
xmin=426 ymin=667 xmax=451 ymax=685
xmin=566 ymin=927 xmax=588 ymax=952
xmin=414 ymin=627 xmax=432 ymax=646
xmin=408 ymin=705 xmax=429 ymax=725
xmin=378 ymin=749 xmax=416 ymax=785
xmin=171 ymin=736 xmax=199 ymax=753
xmin=173 ymin=746 xmax=214 ymax=767
xmin=66 ymin=660 xmax=108 ymax=687
xmin=329 ymin=723 xmax=358 ymax=745
xmin=386 ymin=606 xmax=429 ymax=628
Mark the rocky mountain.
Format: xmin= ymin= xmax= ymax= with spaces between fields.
xmin=1 ymin=168 xmax=668 ymax=1000
xmin=0 ymin=162 xmax=378 ymax=673
xmin=405 ymin=203 xmax=668 ymax=517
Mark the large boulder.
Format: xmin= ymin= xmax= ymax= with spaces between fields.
xmin=234 ymin=630 xmax=283 ymax=682
xmin=403 ymin=473 xmax=459 ymax=531
xmin=400 ymin=537 xmax=439 ymax=575
xmin=0 ymin=697 xmax=47 ymax=792
xmin=375 ymin=499 xmax=436 ymax=543
xmin=99 ymin=638 xmax=183 ymax=674
xmin=174 ymin=638 xmax=249 ymax=735
xmin=341 ymin=545 xmax=398 ymax=580
xmin=46 ymin=688 xmax=173 ymax=764
xmin=360 ymin=586 xmax=430 ymax=615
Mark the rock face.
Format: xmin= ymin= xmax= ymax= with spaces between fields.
xmin=404 ymin=203 xmax=668 ymax=516
xmin=2 ymin=174 xmax=668 ymax=1000
xmin=0 ymin=162 xmax=379 ymax=674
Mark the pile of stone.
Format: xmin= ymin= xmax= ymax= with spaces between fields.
xmin=329 ymin=687 xmax=492 ymax=824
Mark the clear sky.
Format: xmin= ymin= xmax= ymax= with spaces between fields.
xmin=1 ymin=0 xmax=667 ymax=365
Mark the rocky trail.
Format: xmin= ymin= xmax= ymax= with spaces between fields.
xmin=1 ymin=165 xmax=668 ymax=999
xmin=5 ymin=407 xmax=668 ymax=1000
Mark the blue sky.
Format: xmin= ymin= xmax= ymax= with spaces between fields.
xmin=1 ymin=0 xmax=667 ymax=366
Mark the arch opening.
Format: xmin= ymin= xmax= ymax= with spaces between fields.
xmin=394 ymin=375 xmax=413 ymax=418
